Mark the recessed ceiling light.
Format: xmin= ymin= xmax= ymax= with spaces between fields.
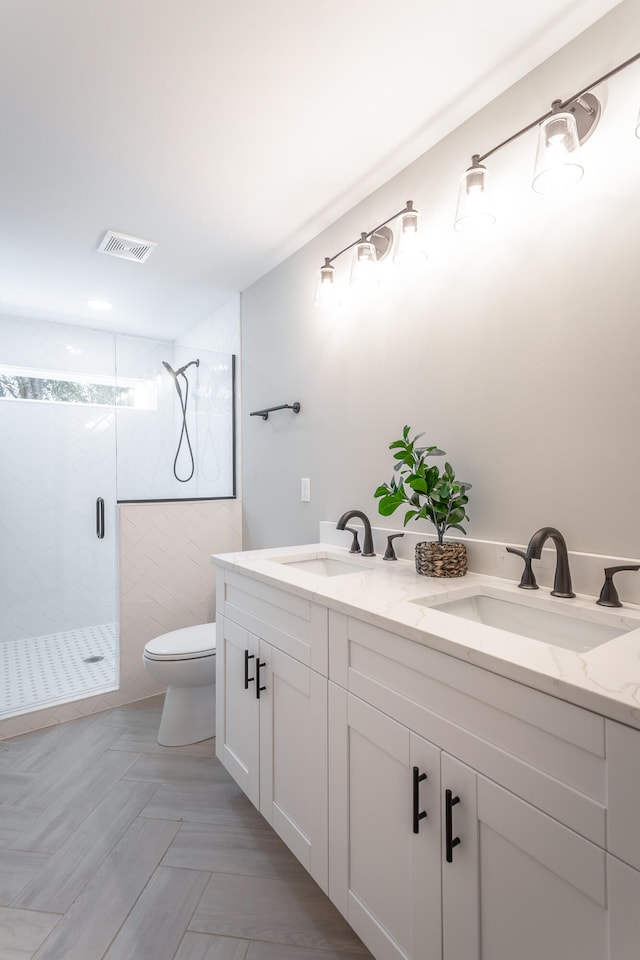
xmin=86 ymin=299 xmax=112 ymax=310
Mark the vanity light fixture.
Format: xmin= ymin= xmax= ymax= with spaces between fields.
xmin=314 ymin=201 xmax=424 ymax=306
xmin=455 ymin=51 xmax=639 ymax=225
xmin=315 ymin=53 xmax=640 ymax=303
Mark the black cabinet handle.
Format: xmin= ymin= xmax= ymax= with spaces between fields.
xmin=412 ymin=766 xmax=428 ymax=833
xmin=445 ymin=789 xmax=461 ymax=862
xmin=96 ymin=497 xmax=105 ymax=539
xmin=256 ymin=659 xmax=266 ymax=699
xmin=244 ymin=650 xmax=255 ymax=689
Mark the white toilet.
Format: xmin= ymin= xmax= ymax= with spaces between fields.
xmin=142 ymin=623 xmax=216 ymax=746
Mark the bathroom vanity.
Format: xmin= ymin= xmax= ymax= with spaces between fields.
xmin=213 ymin=543 xmax=640 ymax=960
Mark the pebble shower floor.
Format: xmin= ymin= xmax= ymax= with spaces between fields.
xmin=0 ymin=623 xmax=118 ymax=719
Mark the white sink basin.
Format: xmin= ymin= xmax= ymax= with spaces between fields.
xmin=271 ymin=551 xmax=371 ymax=577
xmin=414 ymin=589 xmax=632 ymax=652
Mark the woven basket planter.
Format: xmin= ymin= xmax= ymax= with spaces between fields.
xmin=415 ymin=541 xmax=467 ymax=578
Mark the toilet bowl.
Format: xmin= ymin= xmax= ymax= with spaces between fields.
xmin=143 ymin=623 xmax=216 ymax=746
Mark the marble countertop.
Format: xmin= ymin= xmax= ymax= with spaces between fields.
xmin=212 ymin=542 xmax=640 ymax=730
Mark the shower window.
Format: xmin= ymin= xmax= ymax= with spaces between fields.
xmin=0 ymin=364 xmax=156 ymax=409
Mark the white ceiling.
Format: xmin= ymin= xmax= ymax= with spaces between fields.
xmin=0 ymin=0 xmax=621 ymax=341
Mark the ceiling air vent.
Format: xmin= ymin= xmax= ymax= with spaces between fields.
xmin=96 ymin=230 xmax=157 ymax=263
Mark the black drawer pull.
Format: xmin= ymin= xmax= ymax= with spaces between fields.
xmin=256 ymin=659 xmax=266 ymax=699
xmin=445 ymin=789 xmax=461 ymax=862
xmin=412 ymin=766 xmax=428 ymax=833
xmin=244 ymin=650 xmax=255 ymax=689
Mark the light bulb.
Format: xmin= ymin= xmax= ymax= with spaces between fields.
xmin=350 ymin=234 xmax=379 ymax=289
xmin=314 ymin=258 xmax=340 ymax=307
xmin=393 ymin=201 xmax=427 ymax=265
xmin=532 ymin=101 xmax=583 ymax=194
xmin=454 ymin=156 xmax=495 ymax=234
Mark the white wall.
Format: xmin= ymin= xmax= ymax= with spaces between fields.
xmin=240 ymin=2 xmax=640 ymax=561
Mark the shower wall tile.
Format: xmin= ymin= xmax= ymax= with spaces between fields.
xmin=0 ymin=499 xmax=242 ymax=740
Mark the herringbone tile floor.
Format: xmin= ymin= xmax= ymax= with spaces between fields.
xmin=0 ymin=697 xmax=372 ymax=960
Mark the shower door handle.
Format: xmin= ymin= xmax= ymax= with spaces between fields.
xmin=96 ymin=498 xmax=105 ymax=539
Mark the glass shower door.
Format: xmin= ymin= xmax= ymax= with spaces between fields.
xmin=0 ymin=316 xmax=119 ymax=718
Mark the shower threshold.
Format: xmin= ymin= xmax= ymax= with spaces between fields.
xmin=0 ymin=623 xmax=118 ymax=720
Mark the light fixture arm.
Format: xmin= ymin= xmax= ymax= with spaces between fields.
xmin=321 ymin=201 xmax=413 ymax=268
xmin=477 ymin=50 xmax=640 ymax=164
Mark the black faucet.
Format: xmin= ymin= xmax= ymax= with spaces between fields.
xmin=336 ymin=510 xmax=375 ymax=557
xmin=525 ymin=526 xmax=575 ymax=598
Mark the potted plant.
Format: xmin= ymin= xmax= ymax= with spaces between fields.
xmin=374 ymin=425 xmax=472 ymax=577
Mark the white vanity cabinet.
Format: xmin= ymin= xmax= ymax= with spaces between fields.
xmin=214 ymin=559 xmax=640 ymax=960
xmin=328 ymin=682 xmax=609 ymax=960
xmin=216 ymin=569 xmax=329 ymax=891
xmin=328 ymin=610 xmax=636 ymax=960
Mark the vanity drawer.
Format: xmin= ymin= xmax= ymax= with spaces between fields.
xmin=219 ymin=569 xmax=328 ymax=674
xmin=331 ymin=613 xmax=606 ymax=844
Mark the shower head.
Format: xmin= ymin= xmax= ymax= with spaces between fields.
xmin=176 ymin=359 xmax=200 ymax=376
xmin=162 ymin=359 xmax=200 ymax=378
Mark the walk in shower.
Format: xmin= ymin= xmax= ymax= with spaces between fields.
xmin=0 ymin=315 xmax=235 ymax=720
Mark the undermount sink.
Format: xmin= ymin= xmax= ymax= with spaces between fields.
xmin=413 ymin=588 xmax=633 ymax=652
xmin=270 ymin=551 xmax=370 ymax=577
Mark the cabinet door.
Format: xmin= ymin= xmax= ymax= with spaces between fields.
xmin=329 ymin=687 xmax=442 ymax=960
xmin=259 ymin=641 xmax=329 ymax=892
xmin=606 ymin=719 xmax=640 ymax=871
xmin=607 ymin=853 xmax=640 ymax=959
xmin=441 ymin=753 xmax=608 ymax=960
xmin=216 ymin=615 xmax=260 ymax=807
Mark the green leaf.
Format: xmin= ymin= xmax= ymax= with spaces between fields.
xmin=403 ymin=509 xmax=419 ymax=525
xmin=408 ymin=477 xmax=428 ymax=494
xmin=426 ymin=465 xmax=440 ymax=491
xmin=377 ymin=498 xmax=400 ymax=517
xmin=448 ymin=524 xmax=468 ymax=536
xmin=373 ymin=484 xmax=390 ymax=498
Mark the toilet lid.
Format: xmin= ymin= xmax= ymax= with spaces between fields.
xmin=144 ymin=623 xmax=216 ymax=661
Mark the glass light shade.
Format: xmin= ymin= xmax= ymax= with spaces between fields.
xmin=393 ymin=203 xmax=427 ymax=265
xmin=454 ymin=157 xmax=495 ymax=234
xmin=350 ymin=235 xmax=379 ymax=289
xmin=532 ymin=106 xmax=583 ymax=194
xmin=314 ymin=259 xmax=340 ymax=307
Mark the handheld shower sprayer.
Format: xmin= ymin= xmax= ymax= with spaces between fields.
xmin=162 ymin=359 xmax=199 ymax=379
xmin=162 ymin=358 xmax=200 ymax=482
